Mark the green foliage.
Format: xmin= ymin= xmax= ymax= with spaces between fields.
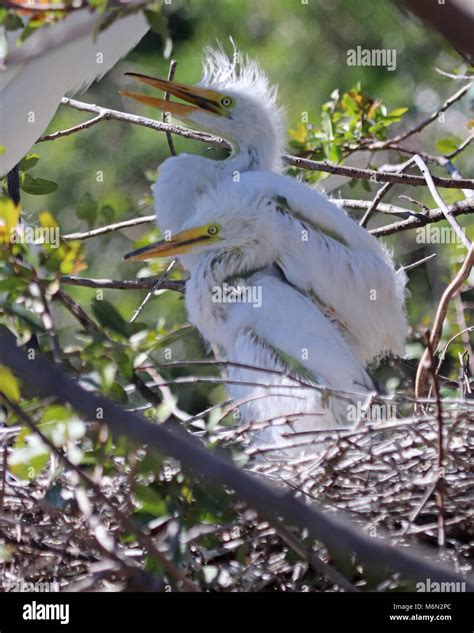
xmin=289 ymin=84 xmax=409 ymax=175
xmin=1 ymin=0 xmax=472 ymax=594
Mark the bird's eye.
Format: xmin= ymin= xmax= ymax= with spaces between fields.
xmin=221 ymin=97 xmax=233 ymax=107
xmin=207 ymin=225 xmax=219 ymax=236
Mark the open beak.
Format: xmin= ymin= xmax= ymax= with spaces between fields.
xmin=124 ymin=225 xmax=218 ymax=261
xmin=120 ymin=73 xmax=228 ymax=119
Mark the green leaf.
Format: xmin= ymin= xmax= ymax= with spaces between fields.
xmin=76 ymin=193 xmax=98 ymax=226
xmin=19 ymin=154 xmax=39 ymax=172
xmin=4 ymin=13 xmax=23 ymax=31
xmin=20 ymin=174 xmax=58 ymax=195
xmin=91 ymin=299 xmax=131 ymax=338
xmin=10 ymin=427 xmax=49 ymax=480
xmin=3 ymin=303 xmax=45 ymax=332
xmin=436 ymin=137 xmax=461 ymax=155
xmin=134 ymin=484 xmax=167 ymax=516
xmin=0 ymin=366 xmax=21 ymax=402
xmin=108 ymin=382 xmax=128 ymax=404
xmin=100 ymin=205 xmax=115 ymax=223
xmin=386 ymin=107 xmax=409 ymax=118
xmin=144 ymin=9 xmax=165 ymax=35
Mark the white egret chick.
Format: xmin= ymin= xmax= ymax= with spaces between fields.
xmin=125 ymin=185 xmax=376 ymax=450
xmin=122 ymin=47 xmax=407 ymax=366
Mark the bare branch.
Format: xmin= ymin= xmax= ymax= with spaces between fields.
xmin=416 ymin=245 xmax=474 ymax=397
xmin=59 ymin=98 xmax=474 ymax=190
xmin=368 ymin=198 xmax=474 ymax=237
xmin=38 ymin=113 xmax=107 ymax=143
xmin=364 ymin=83 xmax=471 ymax=149
xmin=359 ymin=157 xmax=417 ymax=227
xmin=63 ymin=214 xmax=155 ymax=241
xmin=60 ymin=275 xmax=185 ymax=293
xmin=411 ymin=155 xmax=471 ymax=250
xmin=0 ymin=328 xmax=471 ymax=589
xmin=163 ymin=59 xmax=178 ymax=157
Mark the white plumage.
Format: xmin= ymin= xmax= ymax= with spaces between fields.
xmin=0 ymin=8 xmax=148 ymax=175
xmin=182 ymin=194 xmax=375 ymax=442
xmin=124 ymin=46 xmax=407 ymax=440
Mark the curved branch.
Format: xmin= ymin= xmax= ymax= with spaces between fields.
xmin=0 ymin=328 xmax=472 ymax=590
xmin=416 ymin=245 xmax=474 ymax=398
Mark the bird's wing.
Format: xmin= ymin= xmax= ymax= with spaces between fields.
xmin=234 ymin=172 xmax=407 ymax=364
xmin=199 ymin=270 xmax=373 ymax=435
xmin=0 ymin=10 xmax=148 ymax=174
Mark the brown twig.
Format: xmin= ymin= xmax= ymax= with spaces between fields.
xmin=362 ymin=83 xmax=471 ymax=149
xmin=369 ymin=198 xmax=474 ymax=237
xmin=59 ymin=98 xmax=474 ymax=190
xmin=423 ymin=332 xmax=446 ymax=549
xmin=359 ymin=157 xmax=416 ymax=227
xmin=53 ymin=288 xmax=98 ymax=331
xmin=1 ymin=329 xmax=471 ymax=590
xmin=63 ymin=214 xmax=155 ymax=241
xmin=2 ymin=394 xmax=199 ymax=592
xmin=60 ymin=275 xmax=185 ymax=292
xmin=163 ymin=59 xmax=178 ymax=157
xmin=416 ymin=245 xmax=474 ymax=398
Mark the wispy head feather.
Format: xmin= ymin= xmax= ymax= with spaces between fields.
xmin=198 ymin=41 xmax=286 ymax=166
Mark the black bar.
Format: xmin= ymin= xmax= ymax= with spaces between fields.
xmin=0 ymin=591 xmax=471 ymax=633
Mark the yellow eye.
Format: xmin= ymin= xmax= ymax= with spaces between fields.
xmin=221 ymin=96 xmax=233 ymax=107
xmin=207 ymin=225 xmax=219 ymax=236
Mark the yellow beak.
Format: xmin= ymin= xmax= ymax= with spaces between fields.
xmin=120 ymin=73 xmax=228 ymax=119
xmin=124 ymin=225 xmax=220 ymax=261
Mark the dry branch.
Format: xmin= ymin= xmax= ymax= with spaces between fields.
xmin=58 ymin=98 xmax=474 ymax=190
xmin=416 ymin=245 xmax=474 ymax=398
xmin=0 ymin=328 xmax=472 ymax=590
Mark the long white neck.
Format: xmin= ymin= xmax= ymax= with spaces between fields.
xmin=154 ymin=140 xmax=277 ymax=235
xmin=226 ymin=137 xmax=280 ymax=173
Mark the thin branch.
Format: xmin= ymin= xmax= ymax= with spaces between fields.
xmin=60 ymin=275 xmax=185 ymax=293
xmin=285 ymin=156 xmax=474 ymax=190
xmin=129 ymin=260 xmax=177 ymax=323
xmin=423 ymin=333 xmax=446 ymax=549
xmin=63 ymin=214 xmax=155 ymax=241
xmin=59 ymin=98 xmax=474 ymax=190
xmin=416 ymin=245 xmax=474 ymax=397
xmin=398 ymin=253 xmax=437 ymax=275
xmin=0 ymin=329 xmax=471 ymax=589
xmin=38 ymin=113 xmax=106 ymax=143
xmin=363 ymin=83 xmax=471 ymax=149
xmin=163 ymin=59 xmax=178 ymax=157
xmin=359 ymin=157 xmax=416 ymax=227
xmin=61 ymin=97 xmax=227 ymax=147
xmin=369 ymin=198 xmax=474 ymax=237
xmin=53 ymin=288 xmax=98 ymax=331
xmin=436 ymin=68 xmax=474 ymax=80
xmin=411 ymin=155 xmax=471 ymax=251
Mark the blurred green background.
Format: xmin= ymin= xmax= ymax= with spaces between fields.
xmin=19 ymin=0 xmax=473 ymax=412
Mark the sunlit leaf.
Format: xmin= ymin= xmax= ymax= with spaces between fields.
xmin=21 ymin=174 xmax=58 ymax=195
xmin=0 ymin=365 xmax=21 ymax=402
